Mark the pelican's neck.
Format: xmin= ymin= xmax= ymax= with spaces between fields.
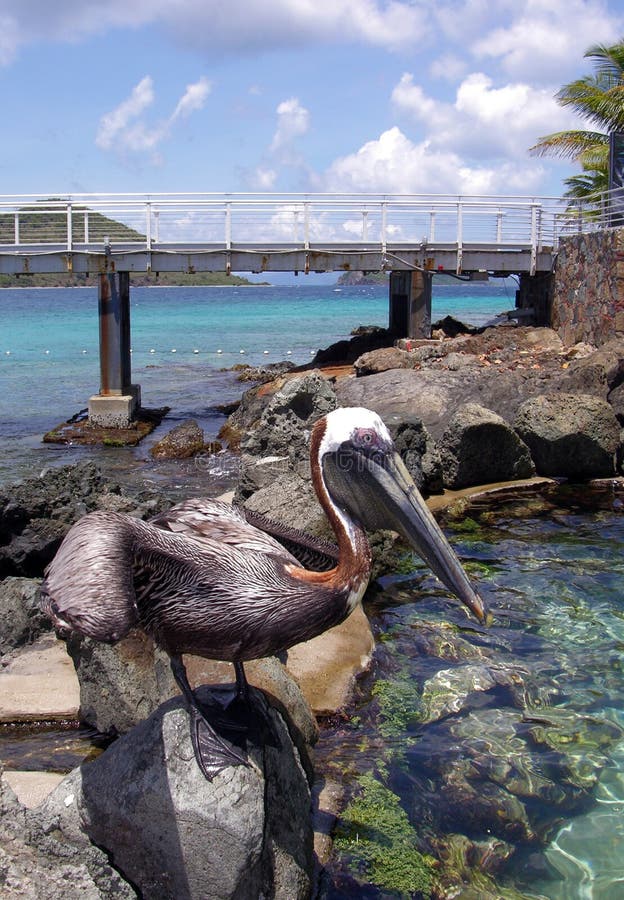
xmin=307 ymin=418 xmax=372 ymax=589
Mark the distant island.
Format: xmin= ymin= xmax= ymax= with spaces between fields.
xmin=0 ymin=271 xmax=262 ymax=288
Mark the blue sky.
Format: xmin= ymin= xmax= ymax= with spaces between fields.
xmin=1 ymin=0 xmax=623 ymax=200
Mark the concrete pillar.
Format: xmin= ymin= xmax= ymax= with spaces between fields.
xmin=88 ymin=271 xmax=140 ymax=428
xmin=389 ymin=270 xmax=432 ymax=339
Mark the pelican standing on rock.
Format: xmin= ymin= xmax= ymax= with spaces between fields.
xmin=41 ymin=407 xmax=487 ymax=779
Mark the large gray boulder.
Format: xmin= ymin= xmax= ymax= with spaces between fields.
xmin=384 ymin=414 xmax=444 ymax=494
xmin=37 ymin=688 xmax=313 ymax=899
xmin=514 ymin=393 xmax=621 ymax=478
xmin=149 ymin=419 xmax=206 ymax=459
xmin=439 ymin=403 xmax=535 ymax=489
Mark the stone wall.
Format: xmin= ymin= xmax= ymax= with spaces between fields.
xmin=551 ymin=228 xmax=624 ymax=346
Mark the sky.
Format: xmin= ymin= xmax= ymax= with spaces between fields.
xmin=1 ymin=0 xmax=623 ymax=203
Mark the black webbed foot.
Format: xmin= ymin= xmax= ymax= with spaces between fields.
xmin=188 ymin=704 xmax=249 ymax=781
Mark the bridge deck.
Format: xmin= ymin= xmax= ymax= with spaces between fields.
xmin=0 ymin=191 xmax=599 ymax=277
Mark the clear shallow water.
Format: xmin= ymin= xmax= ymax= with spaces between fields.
xmin=0 ymin=281 xmax=514 ymax=486
xmin=317 ymin=486 xmax=624 ymax=899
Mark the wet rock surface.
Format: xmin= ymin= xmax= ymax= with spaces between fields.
xmin=149 ymin=418 xmax=208 ymax=459
xmin=0 ymin=577 xmax=48 ymax=656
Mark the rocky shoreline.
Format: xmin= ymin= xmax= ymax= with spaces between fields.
xmin=2 ymin=319 xmax=624 ymax=897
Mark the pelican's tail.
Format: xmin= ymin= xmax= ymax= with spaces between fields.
xmin=40 ymin=510 xmax=140 ymax=642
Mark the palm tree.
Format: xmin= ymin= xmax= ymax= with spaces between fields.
xmin=529 ymin=40 xmax=624 ymax=198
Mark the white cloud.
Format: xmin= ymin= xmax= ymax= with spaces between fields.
xmin=322 ymin=126 xmax=546 ymax=195
xmin=269 ymin=98 xmax=310 ymax=156
xmin=471 ymin=0 xmax=623 ymax=82
xmin=96 ymin=75 xmax=210 ymax=162
xmin=392 ymin=71 xmax=577 ymax=163
xmin=251 ymin=166 xmax=278 ymax=189
xmin=95 ymin=76 xmax=155 ymax=150
xmin=0 ymin=0 xmax=429 ymax=66
xmin=171 ymin=76 xmax=212 ymax=121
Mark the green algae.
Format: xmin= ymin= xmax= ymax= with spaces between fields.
xmin=334 ymin=773 xmax=435 ymax=897
xmin=372 ymin=678 xmax=420 ymax=738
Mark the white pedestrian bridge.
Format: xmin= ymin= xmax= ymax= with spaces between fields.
xmin=0 ymin=190 xmax=615 ymax=278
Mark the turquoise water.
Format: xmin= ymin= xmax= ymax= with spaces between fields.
xmin=0 ymin=281 xmax=514 ymax=485
xmin=318 ymin=485 xmax=624 ymax=899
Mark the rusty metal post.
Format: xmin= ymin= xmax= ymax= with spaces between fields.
xmin=98 ymin=269 xmax=131 ymax=396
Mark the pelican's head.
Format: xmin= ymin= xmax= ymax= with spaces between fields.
xmin=315 ymin=407 xmax=487 ymax=623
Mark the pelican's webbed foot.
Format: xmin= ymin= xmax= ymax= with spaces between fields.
xmin=170 ymin=655 xmax=250 ymax=781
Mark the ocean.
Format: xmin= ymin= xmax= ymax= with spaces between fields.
xmin=0 ymin=280 xmax=516 ymax=488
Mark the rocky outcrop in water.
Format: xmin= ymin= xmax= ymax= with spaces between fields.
xmin=0 ymin=577 xmax=48 ymax=656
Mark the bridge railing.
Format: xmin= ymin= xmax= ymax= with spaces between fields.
xmin=0 ymin=190 xmax=617 ymax=261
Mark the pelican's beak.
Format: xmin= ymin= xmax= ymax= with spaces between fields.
xmin=373 ymin=451 xmax=487 ymax=622
xmin=325 ymin=447 xmax=488 ymax=623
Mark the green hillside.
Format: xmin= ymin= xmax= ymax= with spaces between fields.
xmin=0 ymin=200 xmax=144 ymax=244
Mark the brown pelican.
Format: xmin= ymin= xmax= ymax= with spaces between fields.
xmin=41 ymin=407 xmax=486 ymax=779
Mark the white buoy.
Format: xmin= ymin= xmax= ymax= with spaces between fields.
xmin=239 ymin=349 xmax=245 ymax=354
xmin=171 ymin=348 xmax=177 ymax=353
xmin=82 ymin=349 xmax=87 ymax=354
xmin=150 ymin=348 xmax=155 ymax=354
xmin=5 ymin=350 xmax=10 ymax=355
xmin=193 ymin=349 xmax=199 ymax=354
xmin=44 ymin=350 xmax=50 ymax=355
xmin=263 ymin=350 xmax=269 ymax=355
xmin=286 ymin=350 xmax=292 ymax=355
xmin=217 ymin=349 xmax=223 ymax=355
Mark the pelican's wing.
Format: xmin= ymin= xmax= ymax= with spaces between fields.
xmin=236 ymin=505 xmax=338 ymax=572
xmin=40 ymin=510 xmax=139 ymax=642
xmin=150 ymin=498 xmax=301 ymax=562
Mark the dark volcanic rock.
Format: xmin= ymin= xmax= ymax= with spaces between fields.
xmin=38 ymin=688 xmax=313 ymax=899
xmin=515 ymin=393 xmax=620 ymax=478
xmin=0 ymin=462 xmax=169 ymax=578
xmin=385 ymin=414 xmax=444 ymax=494
xmin=310 ymin=326 xmax=392 ymax=366
xmin=0 ymin=773 xmax=136 ymax=899
xmin=149 ymin=418 xmax=206 ymax=459
xmin=439 ymin=403 xmax=535 ymax=489
xmin=0 ymin=577 xmax=49 ymax=657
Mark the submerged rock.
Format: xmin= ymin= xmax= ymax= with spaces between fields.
xmin=149 ymin=418 xmax=206 ymax=459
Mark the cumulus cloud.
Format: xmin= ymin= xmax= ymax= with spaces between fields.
xmin=322 ymin=126 xmax=545 ymax=195
xmin=95 ymin=75 xmax=211 ymax=161
xmin=0 ymin=0 xmax=428 ymax=66
xmin=470 ymin=0 xmax=623 ymax=82
xmin=269 ymin=98 xmax=310 ymax=157
xmin=391 ymin=71 xmax=577 ymax=163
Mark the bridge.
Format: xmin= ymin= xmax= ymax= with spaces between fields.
xmin=0 ymin=191 xmax=613 ymax=427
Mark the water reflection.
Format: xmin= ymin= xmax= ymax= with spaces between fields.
xmin=318 ymin=484 xmax=624 ymax=898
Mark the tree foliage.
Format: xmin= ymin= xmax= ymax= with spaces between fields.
xmin=529 ymin=41 xmax=624 ymax=197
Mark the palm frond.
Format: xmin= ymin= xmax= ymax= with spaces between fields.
xmin=529 ymin=130 xmax=608 ymax=160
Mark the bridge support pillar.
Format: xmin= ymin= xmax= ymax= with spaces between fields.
xmin=388 ymin=270 xmax=432 ymax=339
xmin=88 ymin=270 xmax=140 ymax=428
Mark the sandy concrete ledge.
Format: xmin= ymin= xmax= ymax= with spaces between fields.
xmin=0 ymin=634 xmax=79 ymax=723
xmin=2 ymin=770 xmax=65 ymax=808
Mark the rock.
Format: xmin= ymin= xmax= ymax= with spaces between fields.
xmin=233 ymin=361 xmax=296 ymax=383
xmin=65 ymin=630 xmax=177 ymax=735
xmin=239 ymin=370 xmax=337 ymax=464
xmin=149 ymin=419 xmax=206 ymax=459
xmin=353 ymin=346 xmax=412 ymax=376
xmin=0 ymin=463 xmax=169 ymax=578
xmin=385 ymin=414 xmax=444 ymax=494
xmin=559 ymin=336 xmax=624 ymax=398
xmin=0 ymin=773 xmax=136 ymax=898
xmin=514 ymin=393 xmax=621 ymax=478
xmin=0 ymin=577 xmax=49 ymax=656
xmin=310 ymin=326 xmax=392 ymax=365
xmin=439 ymin=403 xmax=535 ymax=489
xmin=242 ymin=470 xmax=329 ymax=538
xmin=38 ymin=688 xmax=313 ymax=899
xmin=608 ymin=380 xmax=624 ymax=423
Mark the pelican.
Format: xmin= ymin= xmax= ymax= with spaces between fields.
xmin=41 ymin=407 xmax=486 ymax=779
